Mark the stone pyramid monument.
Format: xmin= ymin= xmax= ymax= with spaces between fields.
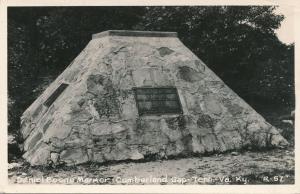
xmin=20 ymin=30 xmax=288 ymax=166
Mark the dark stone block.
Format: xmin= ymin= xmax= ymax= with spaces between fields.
xmin=157 ymin=47 xmax=174 ymax=57
xmin=177 ymin=66 xmax=202 ymax=82
xmin=197 ymin=114 xmax=216 ymax=129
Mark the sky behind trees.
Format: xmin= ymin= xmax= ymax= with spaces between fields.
xmin=275 ymin=5 xmax=294 ymax=44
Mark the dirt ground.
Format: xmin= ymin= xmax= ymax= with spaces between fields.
xmin=8 ymin=147 xmax=294 ymax=185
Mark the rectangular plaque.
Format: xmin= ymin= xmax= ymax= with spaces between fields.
xmin=133 ymin=87 xmax=183 ymax=115
xmin=44 ymin=83 xmax=68 ymax=107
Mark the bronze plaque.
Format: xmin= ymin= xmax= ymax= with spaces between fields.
xmin=133 ymin=87 xmax=183 ymax=115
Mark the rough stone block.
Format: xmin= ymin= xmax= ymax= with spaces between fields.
xmin=60 ymin=148 xmax=89 ymax=165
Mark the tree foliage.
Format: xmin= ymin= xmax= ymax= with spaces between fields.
xmin=138 ymin=6 xmax=294 ymax=105
xmin=8 ymin=6 xmax=294 ymax=138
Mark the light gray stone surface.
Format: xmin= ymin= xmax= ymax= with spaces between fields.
xmin=21 ymin=30 xmax=289 ymax=166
